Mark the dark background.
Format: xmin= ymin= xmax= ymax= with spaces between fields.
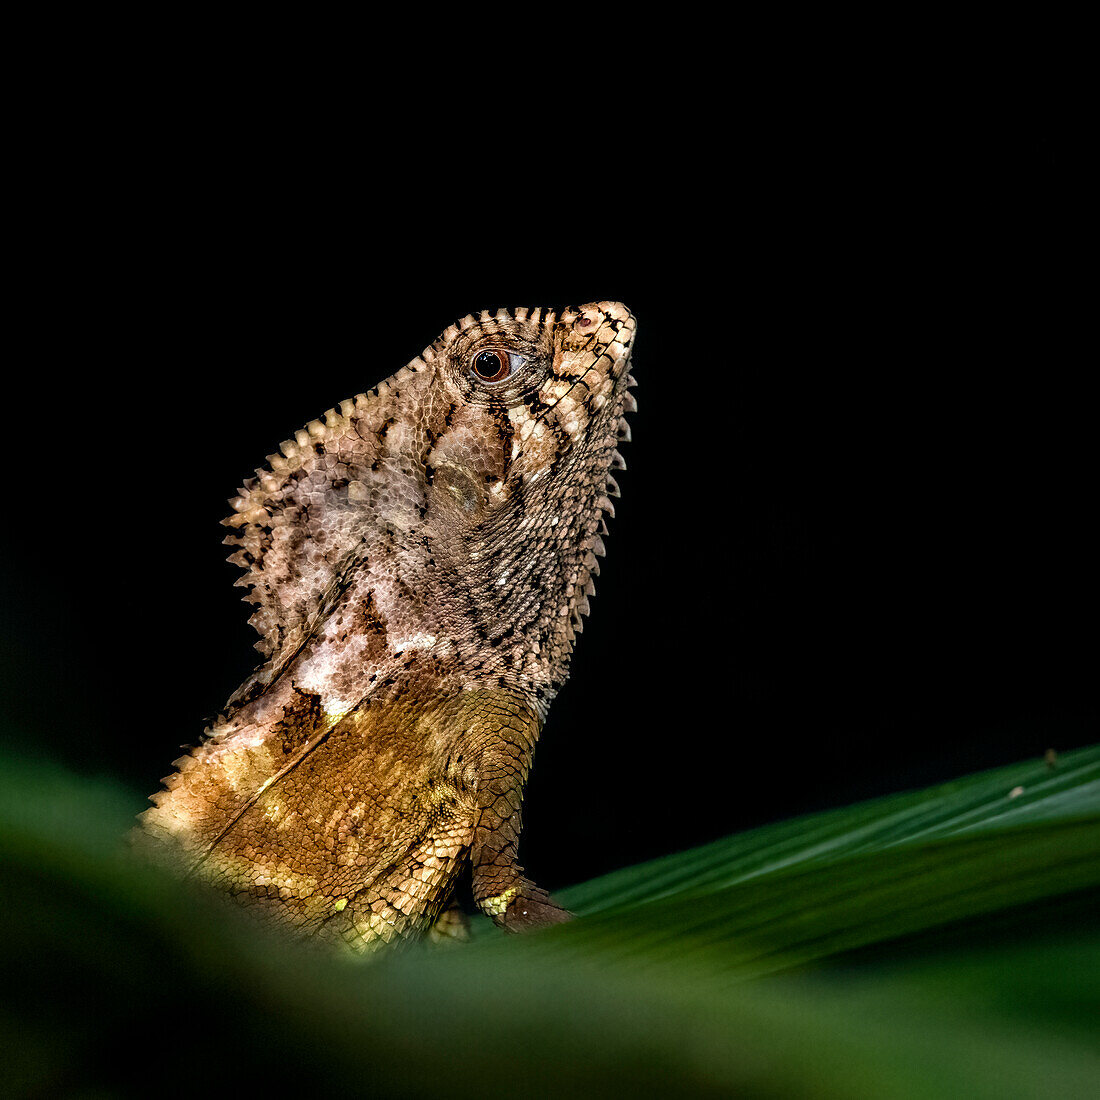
xmin=2 ymin=104 xmax=1091 ymax=891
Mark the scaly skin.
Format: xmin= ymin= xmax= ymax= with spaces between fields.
xmin=140 ymin=302 xmax=637 ymax=951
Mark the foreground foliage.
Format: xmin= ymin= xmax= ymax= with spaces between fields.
xmin=1 ymin=744 xmax=1097 ymax=1096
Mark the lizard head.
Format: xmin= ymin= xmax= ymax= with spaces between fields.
xmin=224 ymin=302 xmax=635 ymax=706
xmin=418 ymin=301 xmax=637 ymax=693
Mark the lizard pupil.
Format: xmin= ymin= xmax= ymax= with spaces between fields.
xmin=472 ymin=350 xmax=510 ymax=383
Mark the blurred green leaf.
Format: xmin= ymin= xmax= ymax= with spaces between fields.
xmin=0 ymin=744 xmax=1096 ymax=1097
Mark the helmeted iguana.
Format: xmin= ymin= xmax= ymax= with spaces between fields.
xmin=140 ymin=302 xmax=636 ymax=950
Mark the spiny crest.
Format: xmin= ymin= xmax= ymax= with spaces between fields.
xmin=222 ymin=358 xmax=426 ymax=671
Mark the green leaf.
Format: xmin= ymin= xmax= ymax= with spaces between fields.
xmin=0 ymin=744 xmax=1097 ymax=1096
xmin=561 ymin=743 xmax=1100 ymax=914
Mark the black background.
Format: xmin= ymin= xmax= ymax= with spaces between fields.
xmin=2 ymin=103 xmax=1091 ymax=891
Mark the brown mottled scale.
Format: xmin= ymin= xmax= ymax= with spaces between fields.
xmin=140 ymin=303 xmax=636 ymax=951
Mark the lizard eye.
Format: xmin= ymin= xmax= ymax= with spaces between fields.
xmin=471 ymin=349 xmax=526 ymax=384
